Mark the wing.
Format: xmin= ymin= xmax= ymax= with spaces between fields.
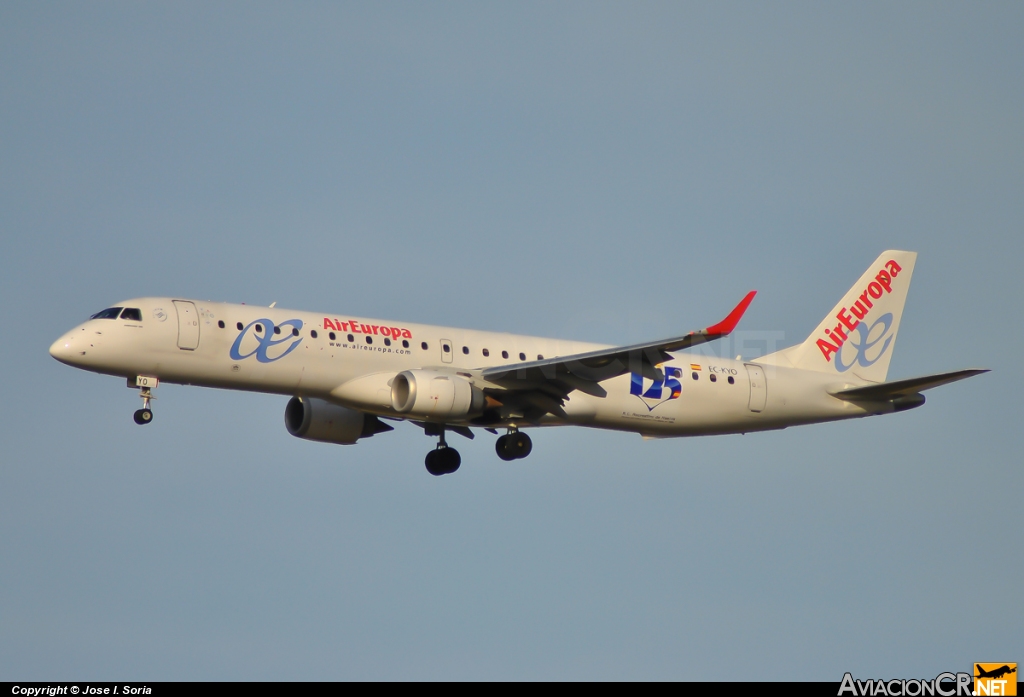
xmin=830 ymin=369 xmax=989 ymax=402
xmin=477 ymin=291 xmax=756 ymax=419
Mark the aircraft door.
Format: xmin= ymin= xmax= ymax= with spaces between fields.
xmin=440 ymin=338 xmax=454 ymax=364
xmin=173 ymin=300 xmax=200 ymax=350
xmin=745 ymin=363 xmax=767 ymax=413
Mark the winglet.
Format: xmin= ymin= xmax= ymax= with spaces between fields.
xmin=701 ymin=291 xmax=756 ymax=337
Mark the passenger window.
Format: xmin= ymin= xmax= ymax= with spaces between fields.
xmin=482 ymin=348 xmax=490 ymax=357
xmin=90 ymin=307 xmax=123 ymax=320
xmin=421 ymin=342 xmax=429 ymax=350
xmin=236 ymin=322 xmax=243 ymax=331
xmin=710 ymin=374 xmax=717 ymax=382
xmin=537 ymin=354 xmax=543 ymax=360
xmin=255 ymin=324 xmax=263 ymax=333
xmin=217 ymin=320 xmax=224 ymax=328
xmin=292 ymin=327 xmax=299 ymax=337
xmin=329 ymin=332 xmax=336 ymax=340
xmin=119 ymin=308 xmax=142 ymax=321
xmin=403 ymin=340 xmax=409 ymax=348
xmin=692 ymin=372 xmax=699 ymax=380
xmin=462 ymin=346 xmax=469 ymax=354
xmin=365 ymin=336 xmax=372 ymax=344
xmin=502 ymin=350 xmax=509 ymax=359
xmin=274 ymin=326 xmax=281 ymax=335
xmin=519 ymin=352 xmax=526 ymax=361
xmin=443 ymin=344 xmax=451 ymax=353
xmin=384 ymin=338 xmax=391 ymax=346
xmin=311 ymin=330 xmax=318 ymax=339
xmin=347 ymin=334 xmax=354 ymax=342
xmin=728 ymin=376 xmax=735 ymax=385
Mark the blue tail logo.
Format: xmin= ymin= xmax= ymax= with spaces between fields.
xmin=834 ymin=313 xmax=894 ymax=373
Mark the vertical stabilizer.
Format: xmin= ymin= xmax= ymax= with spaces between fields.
xmin=761 ymin=250 xmax=917 ymax=383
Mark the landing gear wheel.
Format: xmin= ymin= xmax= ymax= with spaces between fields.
xmin=511 ymin=432 xmax=532 ymax=459
xmin=425 ymin=449 xmax=444 ymax=476
xmin=133 ymin=408 xmax=153 ymax=425
xmin=496 ymin=435 xmax=517 ymax=461
xmin=424 ymin=426 xmax=462 ymax=475
xmin=497 ymin=432 xmax=532 ymax=460
xmin=425 ymin=447 xmax=461 ymax=476
xmin=441 ymin=448 xmax=461 ymax=474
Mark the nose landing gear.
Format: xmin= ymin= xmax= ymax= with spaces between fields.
xmin=424 ymin=427 xmax=461 ymax=476
xmin=132 ymin=376 xmax=158 ymax=425
xmin=496 ymin=428 xmax=532 ymax=461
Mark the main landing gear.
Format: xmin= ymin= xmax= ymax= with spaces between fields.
xmin=424 ymin=428 xmax=461 ymax=476
xmin=133 ymin=378 xmax=157 ymax=425
xmin=422 ymin=425 xmax=533 ymax=475
xmin=496 ymin=428 xmax=532 ymax=461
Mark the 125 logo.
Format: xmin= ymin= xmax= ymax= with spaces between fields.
xmin=630 ymin=367 xmax=682 ymax=412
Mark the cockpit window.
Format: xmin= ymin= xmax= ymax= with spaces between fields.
xmin=119 ymin=308 xmax=142 ymax=321
xmin=90 ymin=307 xmax=123 ymax=320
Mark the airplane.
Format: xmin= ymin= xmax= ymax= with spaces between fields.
xmin=976 ymin=665 xmax=1016 ymax=680
xmin=49 ymin=250 xmax=987 ymax=475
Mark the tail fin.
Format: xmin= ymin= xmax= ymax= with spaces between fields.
xmin=761 ymin=250 xmax=917 ymax=383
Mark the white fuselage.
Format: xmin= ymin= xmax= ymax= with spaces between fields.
xmin=49 ymin=297 xmax=885 ymax=438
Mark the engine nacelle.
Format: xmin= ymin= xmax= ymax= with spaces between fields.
xmin=391 ymin=370 xmax=485 ymax=419
xmin=284 ymin=397 xmax=392 ymax=445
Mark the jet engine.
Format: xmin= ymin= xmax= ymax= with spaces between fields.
xmin=284 ymin=396 xmax=392 ymax=445
xmin=390 ymin=370 xmax=485 ymax=419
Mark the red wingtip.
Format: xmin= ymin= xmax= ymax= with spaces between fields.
xmin=704 ymin=290 xmax=757 ymax=336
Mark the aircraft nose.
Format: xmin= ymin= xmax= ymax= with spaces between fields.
xmin=49 ymin=331 xmax=82 ymax=364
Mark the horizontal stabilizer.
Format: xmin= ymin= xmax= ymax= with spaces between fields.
xmin=831 ymin=369 xmax=989 ymax=402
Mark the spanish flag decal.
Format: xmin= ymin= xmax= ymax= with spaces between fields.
xmin=690 ymin=363 xmax=701 ymax=371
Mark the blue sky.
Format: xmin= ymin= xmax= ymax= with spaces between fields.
xmin=1 ymin=2 xmax=1020 ymax=680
